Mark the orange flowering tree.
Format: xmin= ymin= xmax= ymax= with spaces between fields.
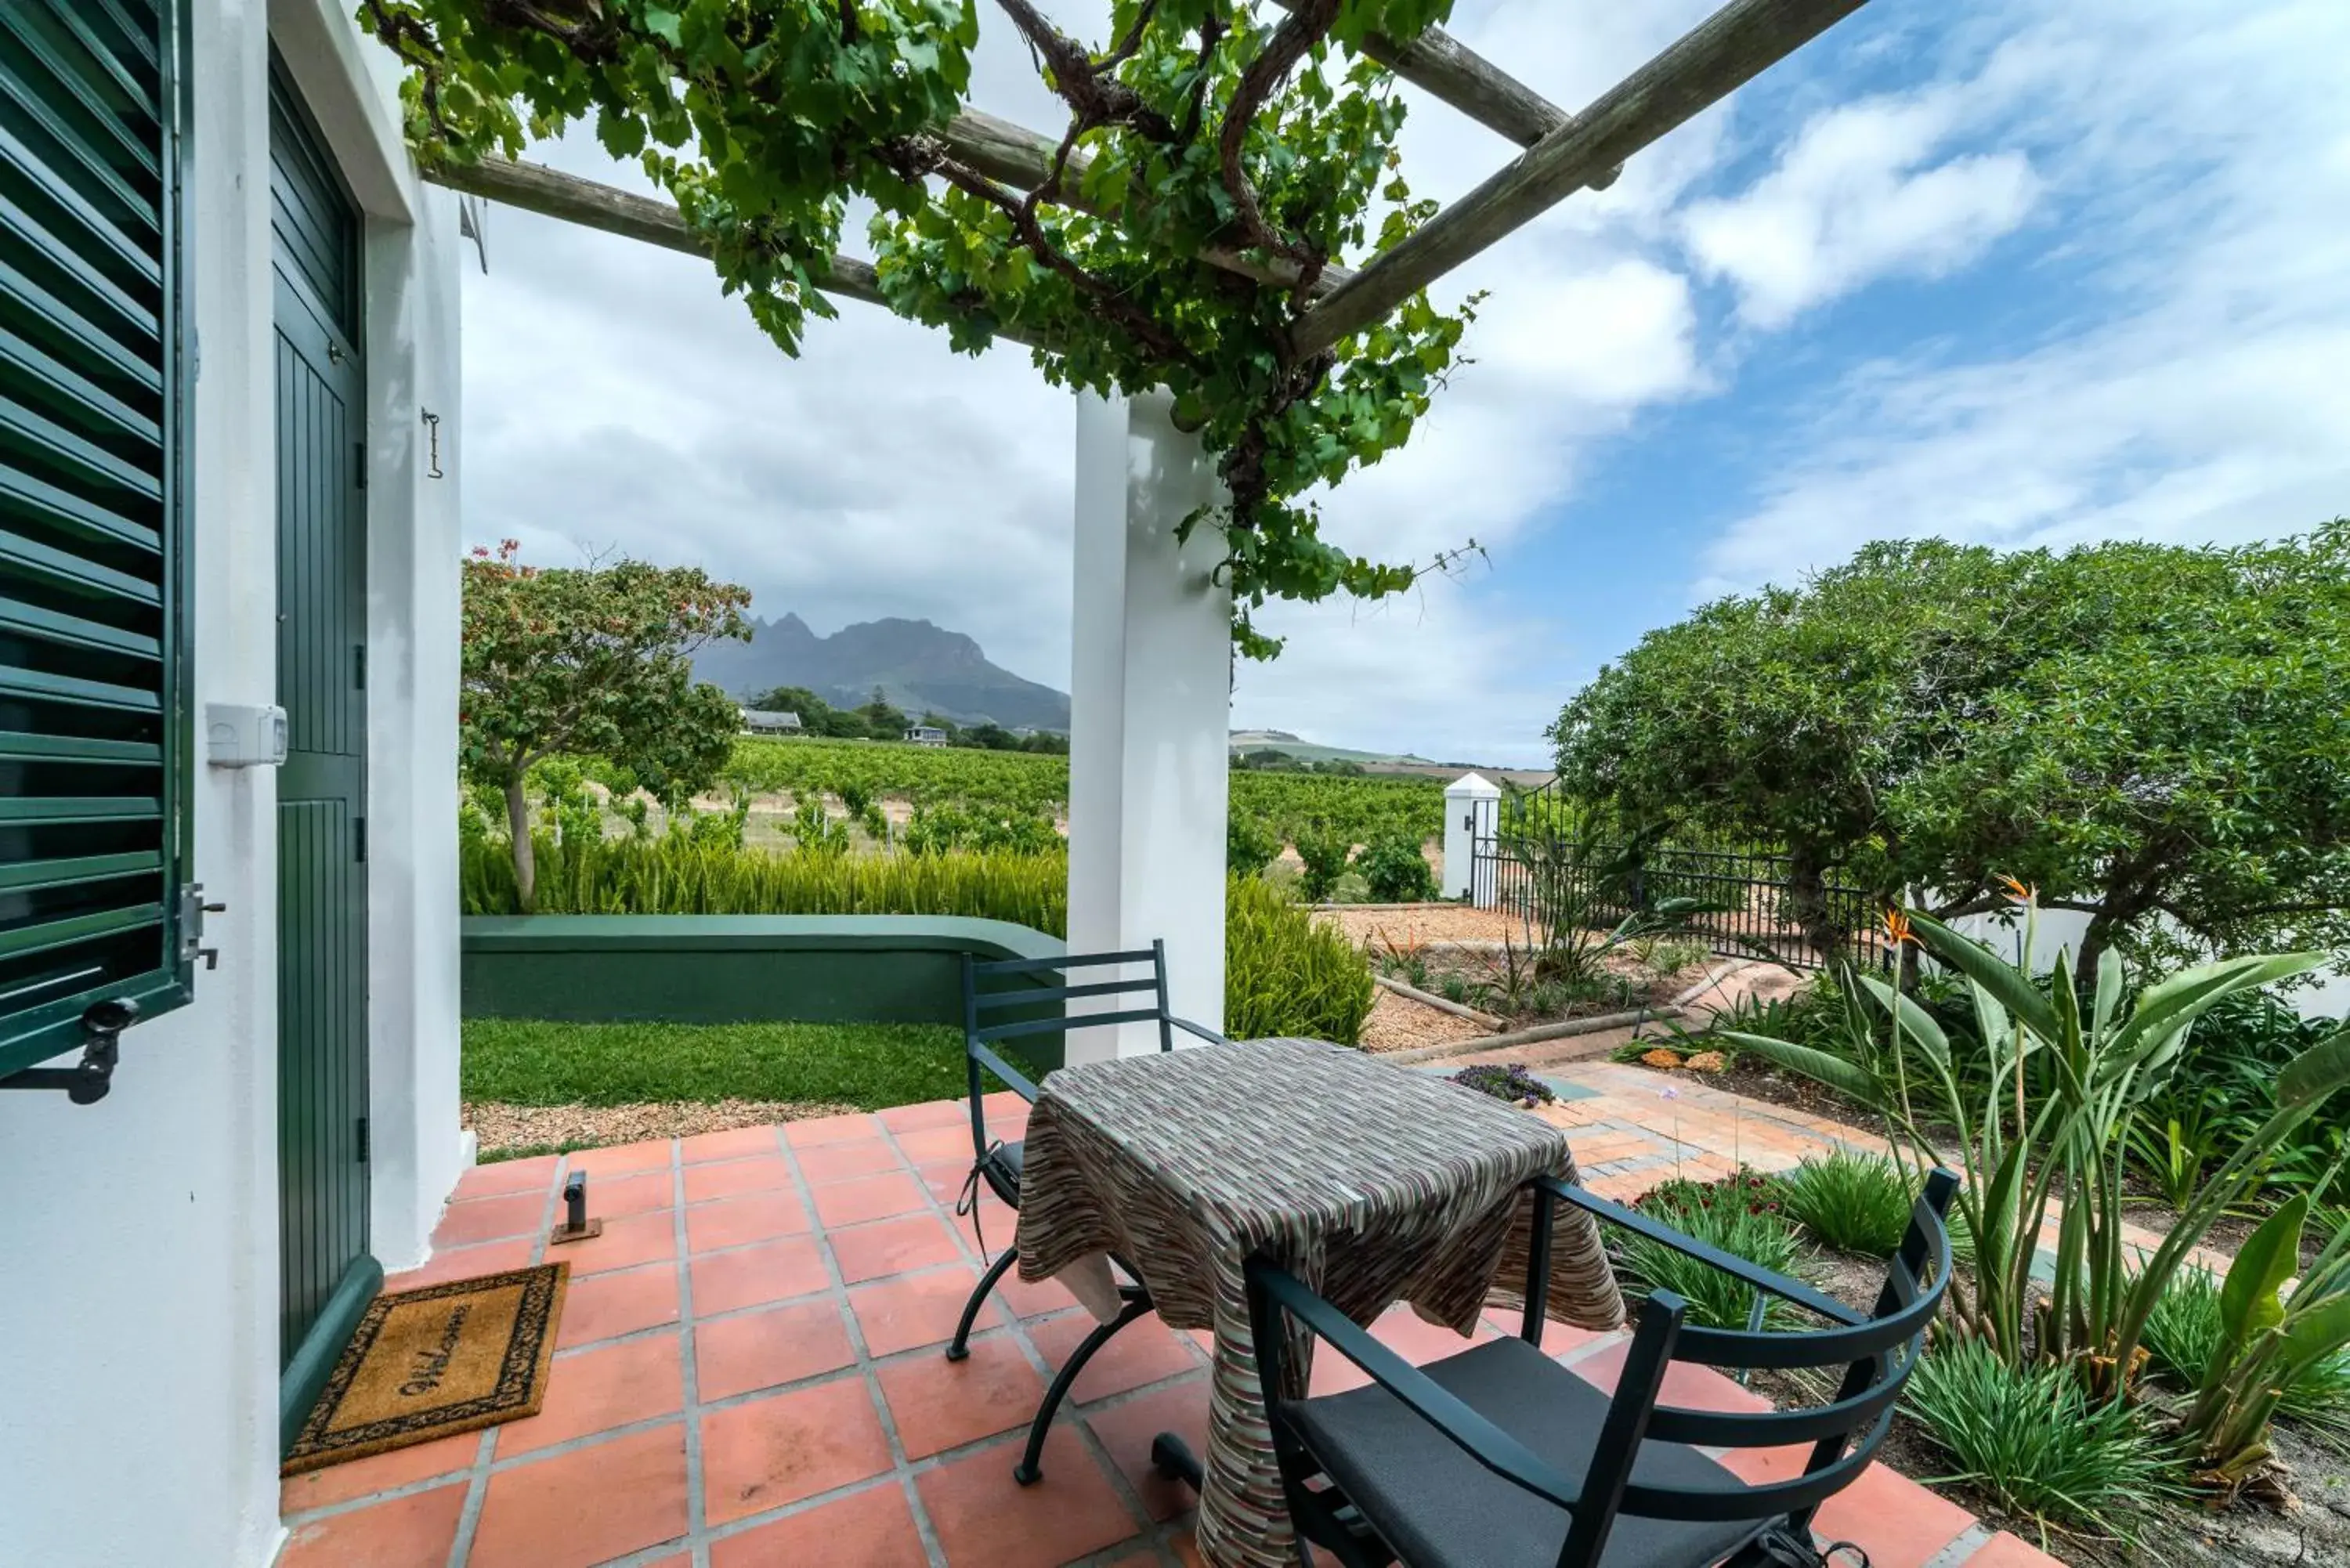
xmin=460 ymin=542 xmax=751 ymax=908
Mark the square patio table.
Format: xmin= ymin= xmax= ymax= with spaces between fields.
xmin=1014 ymin=1036 xmax=1625 ymax=1568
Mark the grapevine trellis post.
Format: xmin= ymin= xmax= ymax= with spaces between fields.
xmin=374 ymin=0 xmax=1872 ymax=1067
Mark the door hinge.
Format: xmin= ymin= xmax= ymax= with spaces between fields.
xmin=353 ymin=439 xmax=367 ymax=490
xmin=356 ymin=1116 xmax=370 ymax=1164
xmin=353 ymin=642 xmax=366 ymax=691
xmin=354 ymin=816 xmax=367 ymax=862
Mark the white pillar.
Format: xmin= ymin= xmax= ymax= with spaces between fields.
xmin=1441 ymin=772 xmax=1501 ymax=901
xmin=1066 ymin=389 xmax=1233 ymax=1060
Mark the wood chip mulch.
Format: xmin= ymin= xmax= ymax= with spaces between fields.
xmin=1358 ymin=988 xmax=1493 ymax=1054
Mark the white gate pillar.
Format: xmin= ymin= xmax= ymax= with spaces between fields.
xmin=1441 ymin=771 xmax=1501 ymax=902
xmin=1066 ymin=389 xmax=1233 ymax=1060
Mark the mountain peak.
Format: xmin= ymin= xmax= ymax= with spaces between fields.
xmin=692 ymin=613 xmax=1068 ymax=732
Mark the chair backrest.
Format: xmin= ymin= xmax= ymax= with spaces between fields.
xmin=958 ymin=941 xmax=1174 ymax=1151
xmin=1553 ymin=1169 xmax=1958 ymax=1568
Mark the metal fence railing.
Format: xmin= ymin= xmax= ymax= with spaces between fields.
xmin=1467 ymin=786 xmax=1893 ymax=972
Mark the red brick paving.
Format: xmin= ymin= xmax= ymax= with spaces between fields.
xmin=312 ymin=1093 xmax=2027 ymax=1566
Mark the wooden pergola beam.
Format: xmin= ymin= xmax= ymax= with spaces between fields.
xmin=1289 ymin=0 xmax=1866 ymax=359
xmin=1267 ymin=0 xmax=1614 ymax=181
xmin=418 ymin=156 xmax=1065 ymax=352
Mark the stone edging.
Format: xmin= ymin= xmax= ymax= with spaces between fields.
xmin=1376 ymin=1006 xmax=1687 ymax=1068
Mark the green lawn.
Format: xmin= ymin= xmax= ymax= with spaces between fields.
xmin=461 ymin=1018 xmax=1032 ymax=1111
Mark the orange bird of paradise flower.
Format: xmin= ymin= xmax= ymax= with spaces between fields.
xmin=1997 ymin=874 xmax=2036 ymax=905
xmin=1883 ymin=908 xmax=1918 ymax=946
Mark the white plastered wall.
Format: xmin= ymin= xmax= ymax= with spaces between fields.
xmin=0 ymin=4 xmax=464 ymax=1563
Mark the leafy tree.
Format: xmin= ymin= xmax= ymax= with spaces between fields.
xmin=461 ymin=542 xmax=750 ymax=909
xmin=360 ymin=1 xmax=1480 ymax=657
xmin=1895 ymin=525 xmax=2350 ymax=981
xmin=1553 ymin=526 xmax=2350 ymax=979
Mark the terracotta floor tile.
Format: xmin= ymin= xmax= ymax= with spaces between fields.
xmin=1479 ymin=1307 xmax=1611 ymax=1359
xmin=688 ymin=1191 xmax=812 ymax=1254
xmin=280 ymin=1428 xmax=479 ymax=1515
xmin=497 ymin=1333 xmax=683 ymax=1456
xmin=277 ymin=1481 xmax=465 ymax=1568
xmin=799 ymin=1139 xmax=909 ymax=1183
xmin=568 ymin=1140 xmax=674 ymax=1178
xmin=469 ymin=1425 xmax=689 ymax=1568
xmin=682 ymin=1154 xmax=795 ymax=1204
xmin=944 ymin=1183 xmax=1014 ymax=1255
xmin=895 ymin=1124 xmax=979 ymax=1165
xmin=812 ymin=1171 xmax=930 ymax=1227
xmin=786 ymin=1111 xmax=884 ymax=1147
xmin=691 ymin=1235 xmax=831 ymax=1315
xmin=850 ymin=1264 xmax=1001 ymax=1357
xmin=382 ymin=1237 xmax=535 ymax=1292
xmin=995 ymin=1263 xmax=1079 ymax=1319
xmin=1962 ymin=1532 xmax=2068 ymax=1567
xmin=682 ymin=1125 xmax=783 ymax=1162
xmin=700 ymin=1378 xmax=894 ymax=1526
xmin=696 ymin=1299 xmax=855 ymax=1400
xmin=1571 ymin=1340 xmax=1773 ymax=1415
xmin=710 ymin=1482 xmax=927 ymax=1568
xmin=829 ymin=1213 xmax=965 ymax=1284
xmin=1026 ymin=1310 xmax=1203 ymax=1404
xmin=557 ymin=1261 xmax=682 ymax=1349
xmin=1084 ymin=1375 xmax=1213 ymax=1522
xmin=880 ymin=1097 xmax=971 ymax=1133
xmin=575 ymin=1168 xmax=674 ymax=1220
xmin=432 ymin=1191 xmax=548 ymax=1248
xmin=1372 ymin=1304 xmax=1495 ymax=1364
xmin=455 ymin=1155 xmax=559 ymax=1201
xmin=916 ymin=1425 xmax=1141 ymax=1567
xmin=558 ymin=1209 xmax=678 ymax=1277
xmin=877 ymin=1335 xmax=1047 ymax=1458
xmin=1807 ymin=1461 xmax=1975 ymax=1568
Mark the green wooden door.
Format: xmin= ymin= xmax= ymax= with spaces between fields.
xmin=269 ymin=58 xmax=376 ymax=1443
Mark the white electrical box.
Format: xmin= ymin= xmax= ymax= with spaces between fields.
xmin=207 ymin=703 xmax=287 ymax=768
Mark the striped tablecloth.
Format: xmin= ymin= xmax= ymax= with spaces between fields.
xmin=1014 ymin=1038 xmax=1624 ymax=1568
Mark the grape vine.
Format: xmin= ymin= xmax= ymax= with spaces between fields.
xmin=360 ymin=0 xmax=1481 ymax=656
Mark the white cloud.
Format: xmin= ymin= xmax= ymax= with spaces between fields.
xmin=1681 ymin=89 xmax=2039 ymax=330
xmin=456 ymin=0 xmax=1727 ymax=761
xmin=1696 ymin=0 xmax=2350 ymax=597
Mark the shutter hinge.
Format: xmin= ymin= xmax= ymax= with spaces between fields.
xmin=0 ymin=999 xmax=137 ymax=1104
xmin=356 ymin=1116 xmax=371 ymax=1164
xmin=354 ymin=816 xmax=367 ymax=862
xmin=354 ymin=440 xmax=367 ymax=490
xmin=353 ymin=643 xmax=366 ymax=691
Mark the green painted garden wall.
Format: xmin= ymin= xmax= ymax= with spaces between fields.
xmin=460 ymin=915 xmax=1068 ymax=1069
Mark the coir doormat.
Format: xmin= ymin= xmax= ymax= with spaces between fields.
xmin=283 ymin=1263 xmax=569 ymax=1474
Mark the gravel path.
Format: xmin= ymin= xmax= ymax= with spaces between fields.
xmin=465 ymin=1098 xmax=858 ymax=1156
xmin=1316 ymin=903 xmax=1542 ymax=948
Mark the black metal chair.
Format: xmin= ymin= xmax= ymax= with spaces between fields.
xmin=945 ymin=938 xmax=1228 ymax=1484
xmin=1239 ymin=1168 xmax=1958 ymax=1568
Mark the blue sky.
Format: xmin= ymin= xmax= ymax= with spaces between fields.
xmin=461 ymin=0 xmax=2350 ymax=767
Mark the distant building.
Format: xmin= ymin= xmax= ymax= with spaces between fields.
xmin=740 ymin=707 xmax=803 ymax=735
xmin=905 ymin=724 xmax=950 ymax=746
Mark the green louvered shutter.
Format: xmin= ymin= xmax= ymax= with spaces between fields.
xmin=0 ymin=0 xmax=191 ymax=1080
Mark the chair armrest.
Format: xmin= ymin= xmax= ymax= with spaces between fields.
xmin=1538 ymin=1176 xmax=1867 ymax=1328
xmin=968 ymin=1039 xmax=1040 ymax=1104
xmin=1249 ymin=1259 xmax=1584 ymax=1514
xmin=1169 ymin=1016 xmax=1231 ymax=1046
